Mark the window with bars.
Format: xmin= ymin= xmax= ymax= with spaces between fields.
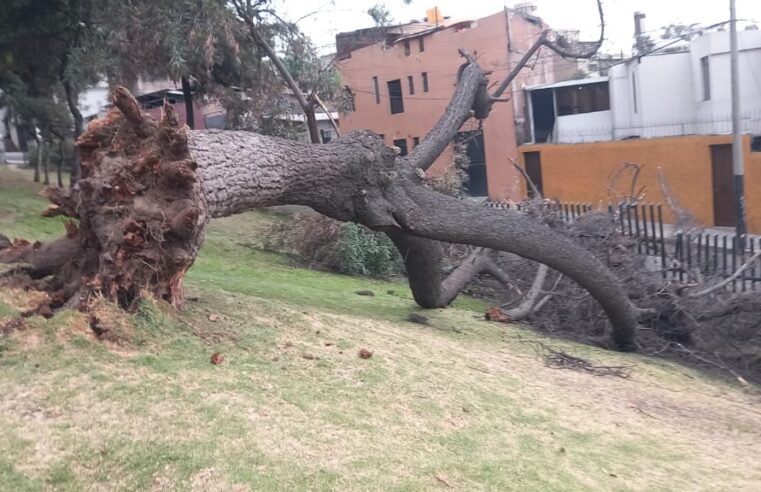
xmin=372 ymin=76 xmax=380 ymax=104
xmin=388 ymin=79 xmax=404 ymax=114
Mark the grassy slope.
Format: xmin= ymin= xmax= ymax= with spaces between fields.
xmin=1 ymin=166 xmax=761 ymax=491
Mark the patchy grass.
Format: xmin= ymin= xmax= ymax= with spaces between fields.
xmin=0 ymin=167 xmax=70 ymax=241
xmin=1 ymin=165 xmax=761 ymax=490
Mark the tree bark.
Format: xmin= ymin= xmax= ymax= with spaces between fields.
xmin=42 ymin=138 xmax=50 ymax=185
xmin=62 ymin=79 xmax=84 ymax=187
xmin=181 ymin=76 xmax=195 ymax=130
xmin=189 ymin=128 xmax=638 ymax=348
xmin=56 ymin=139 xmax=65 ymax=187
xmin=32 ymin=133 xmax=41 ymax=183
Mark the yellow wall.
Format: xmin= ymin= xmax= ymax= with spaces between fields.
xmin=519 ymin=135 xmax=761 ymax=233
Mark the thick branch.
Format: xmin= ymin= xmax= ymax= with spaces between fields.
xmin=403 ymin=56 xmax=488 ymax=172
xmin=0 ymin=237 xmax=80 ymax=278
xmin=387 ymin=183 xmax=639 ymax=350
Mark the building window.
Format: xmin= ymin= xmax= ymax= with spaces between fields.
xmin=418 ymin=37 xmax=425 ymax=52
xmin=555 ymin=82 xmax=610 ymax=116
xmin=320 ymin=129 xmax=332 ymax=143
xmin=751 ymin=135 xmax=761 ymax=153
xmin=701 ymin=56 xmax=711 ymax=101
xmin=455 ymin=131 xmax=487 ymax=196
xmin=393 ymin=138 xmax=408 ymax=156
xmin=413 ymin=136 xmax=420 ymax=147
xmin=632 ymin=73 xmax=638 ymax=113
xmin=404 ymin=40 xmax=410 ymax=56
xmin=408 ymin=75 xmax=415 ymax=95
xmin=422 ymin=72 xmax=429 ymax=92
xmin=372 ymin=76 xmax=380 ymax=104
xmin=388 ymin=79 xmax=404 ymax=114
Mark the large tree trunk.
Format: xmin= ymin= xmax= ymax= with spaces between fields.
xmin=42 ymin=138 xmax=50 ymax=185
xmin=181 ymin=76 xmax=195 ymax=130
xmin=32 ymin=132 xmax=41 ymax=183
xmin=56 ymin=139 xmax=65 ymax=188
xmin=63 ymin=79 xmax=84 ymax=187
xmin=1 ymin=86 xmax=641 ymax=349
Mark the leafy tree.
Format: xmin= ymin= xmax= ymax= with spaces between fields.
xmin=0 ymin=0 xmax=101 ymax=185
xmin=367 ymin=4 xmax=393 ymax=26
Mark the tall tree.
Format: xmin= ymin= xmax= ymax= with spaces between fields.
xmin=0 ymin=0 xmax=100 ymax=186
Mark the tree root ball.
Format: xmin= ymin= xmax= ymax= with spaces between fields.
xmin=1 ymin=87 xmax=208 ymax=313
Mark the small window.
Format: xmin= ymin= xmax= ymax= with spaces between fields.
xmin=701 ymin=56 xmax=711 ymax=101
xmin=413 ymin=136 xmax=420 ymax=147
xmin=320 ymin=129 xmax=332 ymax=143
xmin=418 ymin=37 xmax=425 ymax=52
xmin=555 ymin=82 xmax=610 ymax=116
xmin=422 ymin=72 xmax=429 ymax=93
xmin=404 ymin=40 xmax=410 ymax=56
xmin=751 ymin=135 xmax=761 ymax=153
xmin=631 ymin=72 xmax=638 ymax=113
xmin=407 ymin=75 xmax=415 ymax=95
xmin=393 ymin=138 xmax=408 ymax=156
xmin=372 ymin=76 xmax=380 ymax=104
xmin=388 ymin=79 xmax=404 ymax=114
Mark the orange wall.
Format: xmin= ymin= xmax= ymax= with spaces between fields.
xmin=338 ymin=12 xmax=543 ymax=200
xmin=519 ymin=135 xmax=761 ymax=232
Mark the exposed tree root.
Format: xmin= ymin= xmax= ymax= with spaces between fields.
xmin=1 ymin=89 xmax=208 ymax=315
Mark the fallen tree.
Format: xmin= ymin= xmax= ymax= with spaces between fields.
xmin=0 ymin=68 xmax=643 ymax=350
xmin=0 ymin=0 xmax=650 ymax=349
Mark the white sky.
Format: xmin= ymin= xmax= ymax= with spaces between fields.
xmin=275 ymin=0 xmax=761 ymax=55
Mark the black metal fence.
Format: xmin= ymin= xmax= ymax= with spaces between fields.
xmin=611 ymin=202 xmax=761 ymax=292
xmin=487 ymin=199 xmax=760 ymax=291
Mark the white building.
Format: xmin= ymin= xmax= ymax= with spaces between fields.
xmin=525 ymin=29 xmax=761 ymax=144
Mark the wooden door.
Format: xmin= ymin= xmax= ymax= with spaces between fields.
xmin=710 ymin=144 xmax=735 ymax=227
xmin=523 ymin=151 xmax=544 ymax=198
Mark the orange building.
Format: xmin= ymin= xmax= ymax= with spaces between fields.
xmin=519 ymin=135 xmax=761 ymax=233
xmin=336 ymin=6 xmax=581 ymax=199
xmin=517 ymin=30 xmax=761 ymax=233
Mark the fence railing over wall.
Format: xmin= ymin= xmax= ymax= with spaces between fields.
xmin=487 ymin=199 xmax=761 ymax=292
xmin=612 ymin=202 xmax=761 ymax=292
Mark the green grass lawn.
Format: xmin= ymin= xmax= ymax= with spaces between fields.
xmin=1 ymin=165 xmax=761 ymax=491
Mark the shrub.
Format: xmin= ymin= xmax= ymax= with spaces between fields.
xmin=264 ymin=211 xmax=403 ymax=278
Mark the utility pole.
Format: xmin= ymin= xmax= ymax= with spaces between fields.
xmin=730 ymin=0 xmax=746 ymax=237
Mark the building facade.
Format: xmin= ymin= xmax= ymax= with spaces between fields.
xmin=519 ymin=29 xmax=761 ymax=232
xmin=336 ymin=6 xmax=583 ymax=200
xmin=524 ymin=30 xmax=761 ymax=144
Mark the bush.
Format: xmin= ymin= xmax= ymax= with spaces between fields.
xmin=264 ymin=211 xmax=403 ymax=278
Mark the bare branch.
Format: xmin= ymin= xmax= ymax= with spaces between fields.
xmin=657 ymin=167 xmax=699 ymax=232
xmin=500 ymin=263 xmax=550 ymax=321
xmin=689 ymin=251 xmax=761 ymax=298
xmin=510 ymin=157 xmax=541 ymax=198
xmin=491 ymin=0 xmax=604 ymax=100
xmin=232 ymin=0 xmax=320 ymax=143
xmin=311 ymin=92 xmax=340 ymax=137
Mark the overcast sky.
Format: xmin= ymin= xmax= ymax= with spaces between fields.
xmin=274 ymin=0 xmax=761 ymax=55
